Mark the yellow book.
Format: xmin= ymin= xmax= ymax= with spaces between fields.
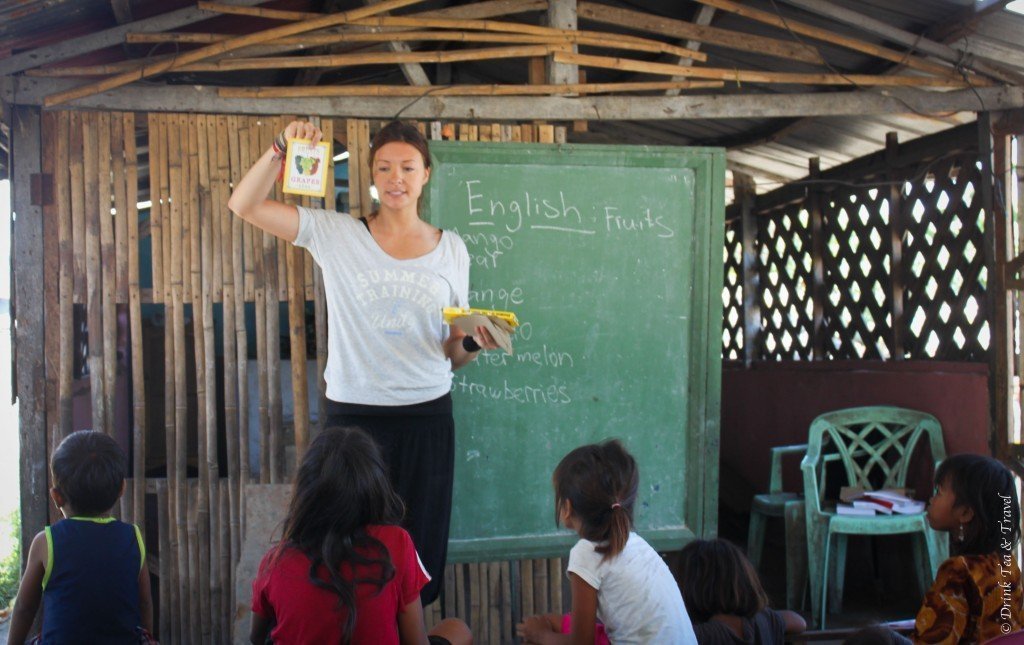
xmin=282 ymin=138 xmax=331 ymax=198
xmin=443 ymin=307 xmax=520 ymax=355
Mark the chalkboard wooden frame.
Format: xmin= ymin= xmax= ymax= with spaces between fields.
xmin=425 ymin=142 xmax=724 ymax=562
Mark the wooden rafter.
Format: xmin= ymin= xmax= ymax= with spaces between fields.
xmin=42 ymin=0 xmax=430 ymax=107
xmin=7 ymin=76 xmax=1021 ymax=120
xmin=0 ymin=0 xmax=270 ymax=76
xmin=576 ymin=1 xmax=823 ymax=65
xmin=217 ymin=80 xmax=724 ymax=97
xmin=556 ymin=52 xmax=971 ymax=88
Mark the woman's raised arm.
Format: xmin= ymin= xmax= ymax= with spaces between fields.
xmin=227 ymin=120 xmax=323 ymax=243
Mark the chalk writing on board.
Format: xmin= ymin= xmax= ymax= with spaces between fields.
xmin=456 ymin=229 xmax=514 ymax=269
xmin=452 ymin=373 xmax=572 ymax=405
xmin=465 ymin=180 xmax=589 ymax=234
xmin=603 ymin=207 xmax=675 ymax=238
xmin=469 ymin=286 xmax=525 ymax=309
xmin=476 ymin=345 xmax=575 ymax=369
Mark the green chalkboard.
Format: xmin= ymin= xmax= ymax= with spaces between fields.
xmin=424 ymin=142 xmax=724 ymax=562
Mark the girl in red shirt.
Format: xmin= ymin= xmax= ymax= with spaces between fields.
xmin=250 ymin=426 xmax=472 ymax=645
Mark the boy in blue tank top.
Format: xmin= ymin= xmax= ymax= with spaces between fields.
xmin=8 ymin=430 xmax=154 ymax=644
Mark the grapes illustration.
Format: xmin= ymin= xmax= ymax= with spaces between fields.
xmin=294 ymin=155 xmax=305 ymax=173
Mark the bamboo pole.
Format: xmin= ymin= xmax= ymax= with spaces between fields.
xmin=265 ymin=117 xmax=283 ymax=484
xmin=218 ymin=115 xmax=241 ymax=586
xmin=124 ymin=112 xmax=146 ymax=528
xmin=549 ymin=558 xmax=562 ymax=613
xmin=228 ymin=117 xmax=250 ymax=545
xmin=193 ymin=114 xmax=213 ymax=644
xmin=500 ymin=561 xmax=512 ymax=642
xmin=208 ymin=118 xmax=226 ymax=643
xmin=184 ymin=122 xmax=197 ymax=311
xmin=286 ymin=214 xmax=308 ymax=464
xmin=534 ymin=558 xmax=548 ymax=614
xmin=56 ymin=111 xmax=73 ymax=442
xmin=555 ymin=51 xmax=971 ymax=87
xmin=168 ymin=113 xmax=191 ymax=645
xmin=43 ymin=0 xmax=431 ymax=107
xmin=156 ymin=479 xmax=170 ymax=644
xmin=203 ymin=114 xmax=224 ymax=642
xmin=187 ymin=482 xmax=201 ymax=645
xmin=691 ymin=0 xmax=970 ymax=81
xmin=520 ymin=559 xmax=534 ymax=618
xmin=211 ymin=120 xmax=224 ymax=306
xmin=147 ymin=116 xmax=162 ymax=304
xmin=152 ymin=112 xmax=179 ymax=644
xmin=218 ymin=79 xmax=722 ymax=98
xmin=346 ymin=120 xmax=364 ymax=218
xmin=254 ymin=122 xmax=270 ymax=484
xmin=194 ymin=4 xmax=703 ymax=63
xmin=112 ymin=115 xmax=129 ymax=304
xmin=83 ymin=112 xmax=105 ymax=433
xmin=70 ymin=112 xmax=86 ymax=304
xmin=125 ymin=29 xmax=706 ymax=61
xmin=219 ymin=479 xmax=231 ymax=643
xmin=98 ymin=113 xmax=117 ymax=434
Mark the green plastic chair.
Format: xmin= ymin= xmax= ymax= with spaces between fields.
xmin=800 ymin=406 xmax=949 ymax=628
xmin=747 ymin=443 xmax=808 ymax=610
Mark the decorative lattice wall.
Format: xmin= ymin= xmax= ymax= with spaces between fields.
xmin=722 ymin=126 xmax=989 ymax=363
xmin=722 ymin=224 xmax=744 ymax=360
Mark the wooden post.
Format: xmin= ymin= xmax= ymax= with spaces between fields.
xmin=56 ymin=111 xmax=74 ymax=443
xmin=886 ymin=132 xmax=906 ymax=360
xmin=13 ymin=104 xmax=48 ymax=565
xmin=735 ymin=172 xmax=761 ymax=365
xmin=99 ymin=113 xmax=117 ymax=433
xmin=41 ymin=112 xmax=59 ymax=512
xmin=546 ymin=0 xmax=578 ymax=88
xmin=124 ymin=112 xmax=146 ymax=527
xmin=987 ymin=112 xmax=1014 ymax=458
xmin=83 ymin=112 xmax=106 ymax=432
xmin=808 ymin=157 xmax=826 ymax=360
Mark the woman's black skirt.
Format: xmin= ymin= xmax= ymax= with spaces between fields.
xmin=324 ymin=393 xmax=454 ymax=606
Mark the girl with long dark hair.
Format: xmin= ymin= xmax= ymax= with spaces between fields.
xmin=249 ymin=426 xmax=471 ymax=644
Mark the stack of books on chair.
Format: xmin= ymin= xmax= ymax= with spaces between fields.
xmin=835 ymin=487 xmax=926 ymax=516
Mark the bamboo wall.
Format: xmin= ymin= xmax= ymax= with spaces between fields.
xmin=38 ymin=109 xmax=570 ymax=644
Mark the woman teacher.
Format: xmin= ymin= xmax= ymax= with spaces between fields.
xmin=228 ymin=120 xmax=498 ymax=604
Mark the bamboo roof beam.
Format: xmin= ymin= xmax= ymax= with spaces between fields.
xmin=195 ymin=44 xmax=573 ymax=72
xmin=42 ymin=0 xmax=429 ymax=107
xmin=0 ymin=0 xmax=268 ymax=76
xmin=217 ymin=80 xmax=725 ymax=98
xmin=576 ymin=2 xmax=822 ymax=65
xmin=690 ymin=0 xmax=985 ymax=83
xmin=192 ymin=0 xmax=547 ymax=22
xmin=557 ymin=52 xmax=972 ymax=87
xmin=122 ymin=28 xmax=706 ymax=61
xmin=191 ymin=6 xmax=708 ymax=62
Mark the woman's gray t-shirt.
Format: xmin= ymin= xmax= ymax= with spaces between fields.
xmin=293 ymin=206 xmax=470 ymax=405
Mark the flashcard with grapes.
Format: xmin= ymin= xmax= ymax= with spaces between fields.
xmin=283 ymin=138 xmax=331 ymax=198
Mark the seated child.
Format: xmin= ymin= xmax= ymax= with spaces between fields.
xmin=516 ymin=439 xmax=697 ymax=644
xmin=8 ymin=430 xmax=154 ymax=644
xmin=249 ymin=425 xmax=471 ymax=645
xmin=912 ymin=453 xmax=1023 ymax=643
xmin=675 ymin=538 xmax=806 ymax=644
